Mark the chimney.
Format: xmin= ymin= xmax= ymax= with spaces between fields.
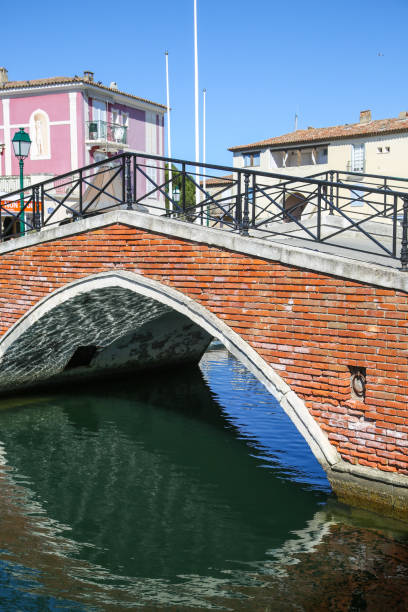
xmin=359 ymin=110 xmax=372 ymax=124
xmin=109 ymin=81 xmax=118 ymax=90
xmin=0 ymin=67 xmax=8 ymax=85
xmin=83 ymin=70 xmax=94 ymax=82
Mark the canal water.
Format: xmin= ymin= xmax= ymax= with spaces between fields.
xmin=0 ymin=347 xmax=407 ymax=610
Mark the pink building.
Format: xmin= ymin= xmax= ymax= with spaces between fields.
xmin=0 ymin=68 xmax=166 ymax=187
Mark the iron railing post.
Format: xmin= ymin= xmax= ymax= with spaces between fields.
xmin=182 ymin=163 xmax=186 ymax=216
xmin=401 ymin=197 xmax=408 ymax=270
xmin=126 ymin=154 xmax=133 ymax=210
xmin=40 ymin=185 xmax=45 ymax=227
xmin=384 ymin=178 xmax=387 ymax=217
xmin=329 ymin=170 xmax=334 ymax=215
xmin=78 ymin=169 xmax=83 ymax=218
xmin=252 ymin=174 xmax=256 ymax=227
xmin=34 ymin=186 xmax=40 ymax=231
xmin=235 ymin=172 xmax=242 ymax=231
xmin=335 ymin=171 xmax=339 ymax=211
xmin=133 ymin=155 xmax=137 ymax=205
xmin=317 ymin=184 xmax=322 ymax=241
xmin=121 ymin=155 xmax=126 ymax=205
xmin=242 ymin=172 xmax=250 ymax=236
xmin=392 ymin=195 xmax=398 ymax=258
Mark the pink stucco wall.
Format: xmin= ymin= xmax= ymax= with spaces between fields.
xmin=10 ymin=92 xmax=69 ymax=124
xmin=8 ymin=91 xmax=72 ymax=176
xmin=1 ymin=87 xmax=164 ymax=179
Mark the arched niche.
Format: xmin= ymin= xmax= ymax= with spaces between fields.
xmin=29 ymin=109 xmax=51 ymax=160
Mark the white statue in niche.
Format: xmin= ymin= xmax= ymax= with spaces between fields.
xmin=31 ymin=111 xmax=49 ymax=158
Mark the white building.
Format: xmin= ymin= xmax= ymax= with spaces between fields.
xmin=229 ymin=110 xmax=408 ymax=180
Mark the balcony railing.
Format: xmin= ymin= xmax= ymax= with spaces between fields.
xmin=86 ymin=121 xmax=127 ymax=145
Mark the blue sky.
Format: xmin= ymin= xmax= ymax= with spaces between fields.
xmin=3 ymin=0 xmax=408 ymax=166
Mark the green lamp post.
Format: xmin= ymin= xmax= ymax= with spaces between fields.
xmin=12 ymin=128 xmax=32 ymax=236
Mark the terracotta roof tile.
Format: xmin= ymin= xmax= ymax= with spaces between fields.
xmin=229 ymin=117 xmax=408 ymax=152
xmin=0 ymin=76 xmax=166 ymax=110
xmin=204 ymin=174 xmax=234 ymax=187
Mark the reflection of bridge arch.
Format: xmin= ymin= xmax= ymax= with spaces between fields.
xmin=0 ymin=391 xmax=337 ymax=608
xmin=0 ymin=270 xmax=339 ymax=471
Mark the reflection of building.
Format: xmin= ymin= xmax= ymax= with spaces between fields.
xmin=0 ymin=67 xmax=165 ymax=180
xmin=229 ymin=110 xmax=408 ymax=178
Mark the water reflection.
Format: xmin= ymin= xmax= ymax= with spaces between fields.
xmin=0 ymin=348 xmax=406 ymax=610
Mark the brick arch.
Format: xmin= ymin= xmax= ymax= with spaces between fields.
xmin=0 ymin=269 xmax=339 ymax=471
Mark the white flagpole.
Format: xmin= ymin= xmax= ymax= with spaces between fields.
xmin=165 ymin=51 xmax=173 ymax=207
xmin=194 ymin=0 xmax=200 ymax=205
xmin=202 ymin=88 xmax=207 ymax=224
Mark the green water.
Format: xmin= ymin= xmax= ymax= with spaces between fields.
xmin=0 ymin=348 xmax=407 ymax=610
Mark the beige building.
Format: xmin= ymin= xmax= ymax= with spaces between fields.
xmin=229 ymin=110 xmax=408 ymax=181
xmin=197 ymin=111 xmax=408 ymax=232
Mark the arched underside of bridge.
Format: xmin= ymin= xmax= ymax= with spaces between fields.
xmin=0 ymin=270 xmax=339 ymax=473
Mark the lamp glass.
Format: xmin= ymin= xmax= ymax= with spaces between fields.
xmin=12 ymin=128 xmax=32 ymax=160
xmin=173 ymin=186 xmax=180 ymax=202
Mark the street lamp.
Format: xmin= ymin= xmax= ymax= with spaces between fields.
xmin=173 ymin=185 xmax=180 ymax=208
xmin=12 ymin=128 xmax=31 ymax=236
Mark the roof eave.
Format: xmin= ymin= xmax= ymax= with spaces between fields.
xmin=0 ymin=79 xmax=167 ymax=112
xmin=229 ymin=126 xmax=408 ymax=152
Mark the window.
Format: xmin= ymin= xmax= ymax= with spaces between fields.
xmin=243 ymin=152 xmax=260 ymax=167
xmin=351 ymin=143 xmax=365 ymax=172
xmin=385 ymin=146 xmax=390 ymax=153
xmin=317 ymin=147 xmax=328 ymax=164
xmin=377 ymin=147 xmax=383 ymax=153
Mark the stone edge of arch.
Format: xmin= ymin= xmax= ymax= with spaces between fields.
xmin=1 ymin=209 xmax=408 ymax=294
xmin=0 ymin=269 xmax=340 ymax=470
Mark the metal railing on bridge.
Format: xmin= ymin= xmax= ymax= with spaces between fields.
xmin=1 ymin=151 xmax=408 ymax=270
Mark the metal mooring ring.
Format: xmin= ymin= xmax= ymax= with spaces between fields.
xmin=352 ymin=372 xmax=366 ymax=398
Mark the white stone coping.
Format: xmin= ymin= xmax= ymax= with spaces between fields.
xmin=1 ymin=210 xmax=408 ymax=293
xmin=331 ymin=460 xmax=408 ymax=489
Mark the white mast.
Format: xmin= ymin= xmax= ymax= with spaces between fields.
xmin=194 ymin=0 xmax=200 ymax=204
xmin=165 ymin=51 xmax=173 ymax=204
xmin=202 ymin=88 xmax=207 ymax=222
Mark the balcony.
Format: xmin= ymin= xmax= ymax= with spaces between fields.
xmin=85 ymin=121 xmax=128 ymax=151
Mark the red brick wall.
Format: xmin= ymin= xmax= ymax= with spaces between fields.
xmin=1 ymin=224 xmax=407 ymax=474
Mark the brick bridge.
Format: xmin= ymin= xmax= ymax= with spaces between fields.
xmin=0 ymin=209 xmax=407 ymax=520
